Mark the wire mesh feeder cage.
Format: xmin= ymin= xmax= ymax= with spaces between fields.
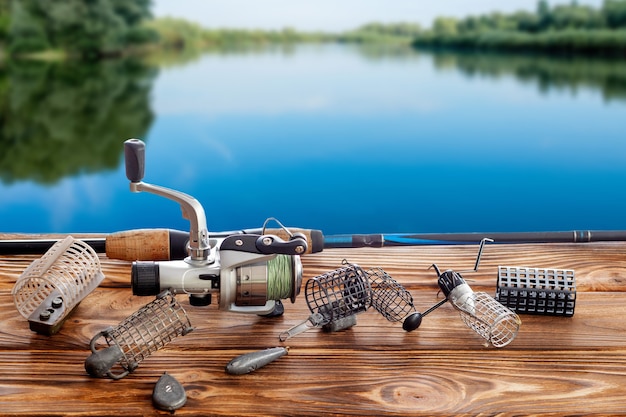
xmin=12 ymin=235 xmax=105 ymax=335
xmin=85 ymin=289 xmax=194 ymax=379
xmin=453 ymin=291 xmax=522 ymax=348
xmin=304 ymin=261 xmax=372 ymax=331
xmin=280 ymin=261 xmax=422 ymax=340
xmin=367 ymin=267 xmax=417 ymax=323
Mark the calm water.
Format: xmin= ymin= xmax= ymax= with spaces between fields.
xmin=1 ymin=44 xmax=625 ymax=236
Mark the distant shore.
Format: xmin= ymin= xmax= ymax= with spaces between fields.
xmin=412 ymin=29 xmax=626 ymax=58
xmin=3 ymin=0 xmax=626 ymax=61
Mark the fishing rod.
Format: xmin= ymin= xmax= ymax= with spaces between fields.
xmin=323 ymin=229 xmax=626 ymax=248
xmin=2 ymin=228 xmax=625 ymax=260
xmin=0 ymin=227 xmax=324 ymax=260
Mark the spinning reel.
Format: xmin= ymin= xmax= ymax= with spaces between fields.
xmin=124 ymin=139 xmax=306 ymax=316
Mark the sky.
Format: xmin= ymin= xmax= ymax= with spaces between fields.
xmin=152 ymin=0 xmax=604 ymax=32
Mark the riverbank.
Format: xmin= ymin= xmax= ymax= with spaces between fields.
xmin=4 ymin=20 xmax=626 ymax=62
xmin=412 ymin=28 xmax=626 ymax=57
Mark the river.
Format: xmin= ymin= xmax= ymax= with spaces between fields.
xmin=1 ymin=43 xmax=625 ymax=235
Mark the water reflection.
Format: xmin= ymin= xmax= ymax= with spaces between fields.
xmin=0 ymin=45 xmax=624 ymax=234
xmin=2 ymin=48 xmax=624 ymax=186
xmin=0 ymin=58 xmax=157 ymax=184
xmin=143 ymin=42 xmax=302 ymax=70
xmin=429 ymin=50 xmax=626 ymax=102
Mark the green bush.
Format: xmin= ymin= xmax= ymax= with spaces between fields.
xmin=413 ymin=28 xmax=626 ymax=57
xmin=8 ymin=35 xmax=49 ymax=55
xmin=0 ymin=14 xmax=9 ymax=41
xmin=124 ymin=26 xmax=159 ymax=44
xmin=412 ymin=1 xmax=626 ymax=57
xmin=7 ymin=0 xmax=153 ymax=60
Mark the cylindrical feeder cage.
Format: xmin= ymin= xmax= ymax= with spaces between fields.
xmin=12 ymin=236 xmax=105 ymax=335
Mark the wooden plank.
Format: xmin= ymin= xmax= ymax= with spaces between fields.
xmin=301 ymin=243 xmax=626 ymax=292
xmin=1 ymin=348 xmax=626 ymax=416
xmin=2 ymin=288 xmax=626 ymax=353
xmin=1 ymin=237 xmax=626 ymax=415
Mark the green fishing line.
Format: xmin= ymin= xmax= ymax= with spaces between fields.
xmin=266 ymin=255 xmax=293 ymax=300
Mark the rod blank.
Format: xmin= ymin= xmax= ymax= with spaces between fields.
xmin=324 ymin=230 xmax=626 ymax=248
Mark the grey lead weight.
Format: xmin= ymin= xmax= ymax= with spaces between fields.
xmin=153 ymin=372 xmax=187 ymax=412
xmin=226 ymin=347 xmax=289 ymax=375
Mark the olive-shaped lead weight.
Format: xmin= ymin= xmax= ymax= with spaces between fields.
xmin=402 ymin=298 xmax=449 ymax=332
xmin=226 ymin=347 xmax=289 ymax=375
xmin=402 ymin=312 xmax=423 ymax=332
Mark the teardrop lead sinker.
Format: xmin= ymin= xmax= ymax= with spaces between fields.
xmin=152 ymin=372 xmax=187 ymax=412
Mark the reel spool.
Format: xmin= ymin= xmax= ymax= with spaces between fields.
xmin=12 ymin=236 xmax=105 ymax=335
xmin=85 ymin=289 xmax=193 ymax=380
xmin=217 ymin=249 xmax=303 ymax=313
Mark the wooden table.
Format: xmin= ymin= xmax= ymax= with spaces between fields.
xmin=1 ymin=236 xmax=626 ymax=416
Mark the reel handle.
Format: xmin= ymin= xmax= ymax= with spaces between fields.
xmin=124 ymin=138 xmax=145 ymax=183
xmin=122 ymin=138 xmax=212 ymax=261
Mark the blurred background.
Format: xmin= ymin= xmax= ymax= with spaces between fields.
xmin=0 ymin=0 xmax=625 ymax=235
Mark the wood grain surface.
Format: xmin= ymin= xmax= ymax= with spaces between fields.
xmin=1 ymin=235 xmax=626 ymax=416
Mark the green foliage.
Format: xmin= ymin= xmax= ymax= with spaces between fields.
xmin=0 ymin=58 xmax=156 ymax=184
xmin=415 ymin=28 xmax=626 ymax=56
xmin=603 ymin=0 xmax=626 ymax=27
xmin=413 ymin=0 xmax=626 ymax=57
xmin=356 ymin=22 xmax=423 ymax=37
xmin=7 ymin=0 xmax=50 ymax=54
xmin=145 ymin=17 xmax=333 ymax=51
xmin=48 ymin=0 xmax=125 ymax=58
xmin=7 ymin=0 xmax=154 ymax=59
xmin=0 ymin=0 xmax=9 ymax=42
xmin=549 ymin=3 xmax=605 ymax=29
xmin=124 ymin=25 xmax=159 ymax=45
xmin=433 ymin=17 xmax=459 ymax=36
xmin=143 ymin=17 xmax=207 ymax=49
xmin=339 ymin=22 xmax=422 ymax=43
xmin=110 ymin=0 xmax=152 ymax=26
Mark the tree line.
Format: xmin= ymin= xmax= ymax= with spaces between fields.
xmin=144 ymin=16 xmax=333 ymax=51
xmin=431 ymin=0 xmax=626 ymax=34
xmin=0 ymin=0 xmax=155 ymax=59
xmin=412 ymin=0 xmax=626 ymax=56
xmin=2 ymin=0 xmax=626 ymax=59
